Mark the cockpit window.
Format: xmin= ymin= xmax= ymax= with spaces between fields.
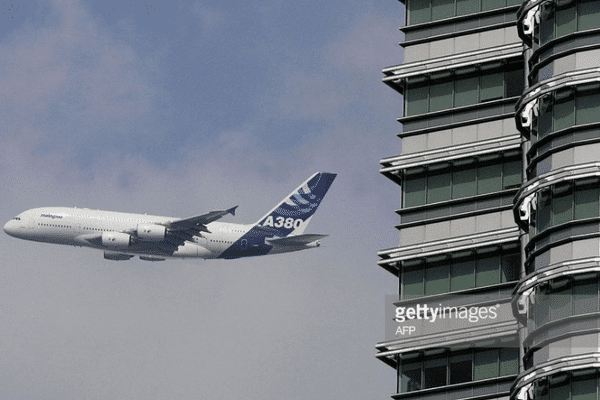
xmin=12 ymin=217 xmax=21 ymax=220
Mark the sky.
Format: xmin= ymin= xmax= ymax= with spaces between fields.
xmin=0 ymin=1 xmax=405 ymax=399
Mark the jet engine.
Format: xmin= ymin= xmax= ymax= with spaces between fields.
xmin=101 ymin=231 xmax=133 ymax=248
xmin=137 ymin=224 xmax=166 ymax=241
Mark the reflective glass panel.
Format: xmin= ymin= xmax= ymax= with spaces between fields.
xmin=453 ymin=166 xmax=477 ymax=199
xmin=450 ymin=353 xmax=472 ymax=384
xmin=424 ymin=357 xmax=447 ymax=388
xmin=482 ymin=0 xmax=504 ymax=11
xmin=480 ymin=73 xmax=504 ymax=102
xmin=553 ymin=96 xmax=575 ymax=132
xmin=404 ymin=173 xmax=426 ymax=208
xmin=457 ymin=0 xmax=479 ymax=16
xmin=503 ymin=159 xmax=522 ymax=189
xmin=499 ymin=348 xmax=519 ymax=376
xmin=428 ymin=170 xmax=452 ymax=203
xmin=425 ymin=264 xmax=449 ymax=295
xmin=451 ymin=259 xmax=475 ymax=291
xmin=403 ymin=267 xmax=424 ymax=299
xmin=551 ymin=185 xmax=573 ymax=226
xmin=455 ymin=76 xmax=479 ymax=107
xmin=432 ymin=0 xmax=454 ymax=21
xmin=572 ymin=374 xmax=599 ymax=400
xmin=429 ymin=81 xmax=453 ymax=112
xmin=478 ymin=163 xmax=502 ymax=194
xmin=578 ymin=0 xmax=600 ymax=31
xmin=473 ymin=349 xmax=498 ymax=380
xmin=408 ymin=0 xmax=432 ymax=25
xmin=400 ymin=359 xmax=422 ymax=392
xmin=576 ymin=92 xmax=600 ymax=125
xmin=556 ymin=5 xmax=577 ymax=38
xmin=574 ymin=184 xmax=599 ymax=219
xmin=406 ymin=85 xmax=428 ymax=116
xmin=476 ymin=255 xmax=500 ymax=287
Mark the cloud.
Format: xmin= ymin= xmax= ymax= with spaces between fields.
xmin=0 ymin=1 xmax=402 ymax=399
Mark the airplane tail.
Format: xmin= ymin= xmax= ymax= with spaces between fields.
xmin=253 ymin=172 xmax=337 ymax=237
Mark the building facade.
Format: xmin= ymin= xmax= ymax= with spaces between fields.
xmin=377 ymin=1 xmax=600 ymax=400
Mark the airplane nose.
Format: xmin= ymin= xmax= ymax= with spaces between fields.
xmin=4 ymin=220 xmax=17 ymax=237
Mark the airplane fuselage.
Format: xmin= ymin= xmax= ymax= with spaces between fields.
xmin=4 ymin=172 xmax=336 ymax=261
xmin=4 ymin=207 xmax=311 ymax=261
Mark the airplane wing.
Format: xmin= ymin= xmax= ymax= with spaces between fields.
xmin=156 ymin=206 xmax=238 ymax=250
xmin=266 ymin=234 xmax=328 ymax=246
xmin=163 ymin=206 xmax=238 ymax=232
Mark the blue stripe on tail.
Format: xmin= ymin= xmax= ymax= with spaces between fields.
xmin=218 ymin=172 xmax=336 ymax=259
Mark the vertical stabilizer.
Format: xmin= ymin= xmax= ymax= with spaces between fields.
xmin=254 ymin=172 xmax=337 ymax=237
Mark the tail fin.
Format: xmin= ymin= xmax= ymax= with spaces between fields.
xmin=254 ymin=172 xmax=337 ymax=237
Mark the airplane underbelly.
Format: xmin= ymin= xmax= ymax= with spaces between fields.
xmin=172 ymin=242 xmax=213 ymax=258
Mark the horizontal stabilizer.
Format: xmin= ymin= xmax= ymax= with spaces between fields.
xmin=266 ymin=234 xmax=328 ymax=246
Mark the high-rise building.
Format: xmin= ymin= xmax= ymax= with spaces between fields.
xmin=377 ymin=1 xmax=600 ymax=400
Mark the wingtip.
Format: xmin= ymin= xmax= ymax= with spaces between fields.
xmin=228 ymin=206 xmax=239 ymax=216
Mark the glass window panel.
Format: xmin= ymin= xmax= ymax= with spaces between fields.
xmin=476 ymin=255 xmax=500 ymax=287
xmin=552 ymin=186 xmax=573 ymax=226
xmin=537 ymin=191 xmax=552 ymax=233
xmin=457 ymin=0 xmax=479 ymax=16
xmin=451 ymin=259 xmax=475 ymax=291
xmin=536 ymin=380 xmax=550 ymax=400
xmin=408 ymin=0 xmax=431 ymax=25
xmin=425 ymin=264 xmax=450 ymax=295
xmin=540 ymin=11 xmax=556 ymax=45
xmin=473 ymin=349 xmax=498 ymax=381
xmin=507 ymin=0 xmax=523 ymax=5
xmin=428 ymin=170 xmax=452 ymax=203
xmin=429 ymin=81 xmax=453 ymax=112
xmin=573 ymin=279 xmax=599 ymax=314
xmin=506 ymin=68 xmax=525 ymax=98
xmin=453 ymin=166 xmax=477 ymax=199
xmin=404 ymin=172 xmax=426 ymax=208
xmin=450 ymin=353 xmax=472 ymax=384
xmin=503 ymin=159 xmax=522 ymax=189
xmin=482 ymin=0 xmax=505 ymax=11
xmin=400 ymin=359 xmax=422 ymax=392
xmin=455 ymin=76 xmax=479 ymax=107
xmin=539 ymin=96 xmax=553 ymax=137
xmin=576 ymin=92 xmax=600 ymax=125
xmin=432 ymin=0 xmax=454 ymax=21
xmin=578 ymin=0 xmax=600 ymax=31
xmin=499 ymin=348 xmax=519 ymax=376
xmin=549 ymin=378 xmax=570 ymax=400
xmin=556 ymin=5 xmax=577 ymax=38
xmin=572 ymin=374 xmax=598 ymax=400
xmin=501 ymin=253 xmax=520 ymax=283
xmin=574 ymin=185 xmax=599 ymax=219
xmin=550 ymin=283 xmax=572 ymax=320
xmin=480 ymin=73 xmax=504 ymax=102
xmin=534 ymin=288 xmax=550 ymax=327
xmin=406 ymin=85 xmax=428 ymax=116
xmin=403 ymin=267 xmax=424 ymax=299
xmin=478 ymin=163 xmax=502 ymax=194
xmin=553 ymin=96 xmax=575 ymax=132
xmin=424 ymin=357 xmax=447 ymax=388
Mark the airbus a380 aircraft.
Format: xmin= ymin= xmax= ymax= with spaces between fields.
xmin=4 ymin=172 xmax=336 ymax=261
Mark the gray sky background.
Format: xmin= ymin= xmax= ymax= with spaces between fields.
xmin=0 ymin=1 xmax=405 ymax=398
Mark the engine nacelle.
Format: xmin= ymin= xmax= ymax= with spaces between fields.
xmin=137 ymin=224 xmax=166 ymax=241
xmin=101 ymin=231 xmax=133 ymax=248
xmin=104 ymin=251 xmax=134 ymax=261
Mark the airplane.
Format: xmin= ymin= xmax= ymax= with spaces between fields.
xmin=4 ymin=172 xmax=336 ymax=261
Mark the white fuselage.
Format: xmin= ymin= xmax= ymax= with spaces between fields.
xmin=4 ymin=207 xmax=259 ymax=260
